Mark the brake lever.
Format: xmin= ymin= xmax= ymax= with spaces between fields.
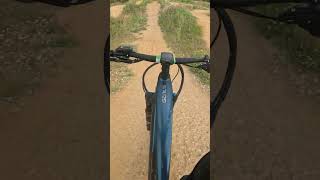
xmin=278 ymin=4 xmax=320 ymax=37
xmin=198 ymin=55 xmax=210 ymax=73
xmin=109 ymin=53 xmax=142 ymax=64
xmin=199 ymin=62 xmax=210 ymax=73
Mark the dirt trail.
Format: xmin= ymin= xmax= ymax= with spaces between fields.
xmin=191 ymin=10 xmax=210 ymax=49
xmin=213 ymin=11 xmax=320 ymax=179
xmin=110 ymin=4 xmax=124 ymax=18
xmin=0 ymin=1 xmax=106 ymax=179
xmin=110 ymin=2 xmax=209 ymax=179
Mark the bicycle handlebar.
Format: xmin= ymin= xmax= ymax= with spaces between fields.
xmin=131 ymin=52 xmax=208 ymax=64
xmin=212 ymin=0 xmax=316 ymax=7
xmin=176 ymin=57 xmax=208 ymax=64
xmin=129 ymin=52 xmax=157 ymax=62
xmin=110 ymin=46 xmax=209 ymax=64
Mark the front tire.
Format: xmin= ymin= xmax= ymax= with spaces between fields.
xmin=181 ymin=152 xmax=210 ymax=180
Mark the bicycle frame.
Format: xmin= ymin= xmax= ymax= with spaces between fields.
xmin=108 ymin=44 xmax=209 ymax=180
xmin=148 ymin=63 xmax=176 ymax=180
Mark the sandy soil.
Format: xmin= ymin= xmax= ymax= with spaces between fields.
xmin=110 ymin=1 xmax=210 ymax=180
xmin=110 ymin=4 xmax=124 ymax=18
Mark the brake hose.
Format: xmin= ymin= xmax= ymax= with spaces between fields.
xmin=211 ymin=8 xmax=237 ymax=128
xmin=142 ymin=63 xmax=185 ymax=104
xmin=104 ymin=35 xmax=110 ymax=94
xmin=212 ymin=12 xmax=222 ymax=48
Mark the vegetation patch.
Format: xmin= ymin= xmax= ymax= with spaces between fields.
xmin=254 ymin=5 xmax=320 ymax=71
xmin=110 ymin=0 xmax=149 ymax=93
xmin=111 ymin=0 xmax=149 ymax=48
xmin=158 ymin=6 xmax=209 ymax=86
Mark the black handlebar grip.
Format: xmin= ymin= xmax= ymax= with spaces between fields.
xmin=130 ymin=52 xmax=157 ymax=62
xmin=175 ymin=57 xmax=206 ymax=64
xmin=116 ymin=50 xmax=208 ymax=64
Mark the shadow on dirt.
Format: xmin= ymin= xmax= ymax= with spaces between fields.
xmin=16 ymin=0 xmax=95 ymax=7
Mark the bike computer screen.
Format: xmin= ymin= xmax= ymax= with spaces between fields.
xmin=161 ymin=52 xmax=174 ymax=64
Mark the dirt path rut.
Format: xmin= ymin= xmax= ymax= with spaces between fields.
xmin=191 ymin=10 xmax=210 ymax=49
xmin=110 ymin=2 xmax=209 ymax=179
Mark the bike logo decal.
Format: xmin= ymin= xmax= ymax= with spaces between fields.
xmin=161 ymin=84 xmax=167 ymax=103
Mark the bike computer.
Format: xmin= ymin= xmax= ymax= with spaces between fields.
xmin=160 ymin=52 xmax=175 ymax=64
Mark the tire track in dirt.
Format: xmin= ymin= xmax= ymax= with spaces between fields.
xmin=110 ymin=1 xmax=209 ymax=179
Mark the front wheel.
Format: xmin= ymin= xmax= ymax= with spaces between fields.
xmin=180 ymin=152 xmax=210 ymax=180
